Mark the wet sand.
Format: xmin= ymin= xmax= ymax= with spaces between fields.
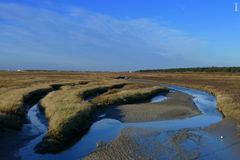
xmin=85 ymin=91 xmax=206 ymax=159
xmin=204 ymin=118 xmax=240 ymax=155
xmin=85 ymin=86 xmax=240 ymax=160
xmin=84 ymin=128 xmax=164 ymax=160
xmin=95 ymin=91 xmax=200 ymax=122
xmin=85 ymin=123 xmax=240 ymax=160
xmin=84 ymin=128 xmax=202 ymax=160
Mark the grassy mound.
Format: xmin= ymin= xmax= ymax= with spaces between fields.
xmin=92 ymin=86 xmax=165 ymax=107
xmin=0 ymin=85 xmax=54 ymax=129
xmin=35 ymin=81 xmax=167 ymax=153
xmin=35 ymin=80 xmax=127 ymax=153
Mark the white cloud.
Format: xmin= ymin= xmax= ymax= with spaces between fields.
xmin=0 ymin=2 xmax=205 ymax=71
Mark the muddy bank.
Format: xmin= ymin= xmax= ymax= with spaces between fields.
xmin=94 ymin=91 xmax=200 ymax=122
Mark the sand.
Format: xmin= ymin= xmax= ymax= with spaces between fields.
xmin=85 ymin=90 xmax=240 ymax=159
xmin=84 ymin=91 xmax=205 ymax=159
xmin=84 ymin=128 xmax=202 ymax=160
xmin=204 ymin=118 xmax=240 ymax=155
xmin=94 ymin=91 xmax=200 ymax=122
xmin=85 ymin=120 xmax=240 ymax=160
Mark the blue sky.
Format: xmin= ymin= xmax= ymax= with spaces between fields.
xmin=0 ymin=0 xmax=239 ymax=71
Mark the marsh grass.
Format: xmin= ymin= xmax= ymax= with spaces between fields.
xmin=127 ymin=72 xmax=240 ymax=123
xmin=0 ymin=72 xmax=168 ymax=153
xmin=35 ymin=81 xmax=166 ymax=153
xmin=3 ymin=71 xmax=238 ymax=153
xmin=0 ymin=85 xmax=54 ymax=129
xmin=0 ymin=71 xmax=118 ymax=130
xmin=92 ymin=85 xmax=166 ymax=107
xmin=36 ymin=80 xmax=127 ymax=153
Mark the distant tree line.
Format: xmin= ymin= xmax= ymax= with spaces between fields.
xmin=137 ymin=67 xmax=240 ymax=73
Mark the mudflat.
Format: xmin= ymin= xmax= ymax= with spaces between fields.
xmin=95 ymin=91 xmax=200 ymax=122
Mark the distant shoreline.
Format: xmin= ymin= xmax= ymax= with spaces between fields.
xmin=137 ymin=66 xmax=240 ymax=73
xmin=1 ymin=66 xmax=240 ymax=73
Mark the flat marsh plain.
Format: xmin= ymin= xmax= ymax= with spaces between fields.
xmin=0 ymin=71 xmax=167 ymax=153
xmin=0 ymin=71 xmax=240 ymax=155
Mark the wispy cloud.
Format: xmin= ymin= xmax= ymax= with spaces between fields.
xmin=0 ymin=2 xmax=205 ymax=71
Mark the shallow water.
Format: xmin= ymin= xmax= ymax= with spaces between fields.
xmin=21 ymin=104 xmax=47 ymax=137
xmin=150 ymin=94 xmax=168 ymax=103
xmin=18 ymin=85 xmax=237 ymax=159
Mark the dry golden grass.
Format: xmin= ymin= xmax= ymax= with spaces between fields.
xmin=127 ymin=72 xmax=240 ymax=122
xmin=0 ymin=85 xmax=54 ymax=129
xmin=0 ymin=71 xmax=119 ymax=129
xmin=35 ymin=80 xmax=166 ymax=153
xmin=40 ymin=80 xmax=127 ymax=136
xmin=35 ymin=80 xmax=128 ymax=152
xmin=0 ymin=85 xmax=52 ymax=115
xmin=92 ymin=84 xmax=166 ymax=107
